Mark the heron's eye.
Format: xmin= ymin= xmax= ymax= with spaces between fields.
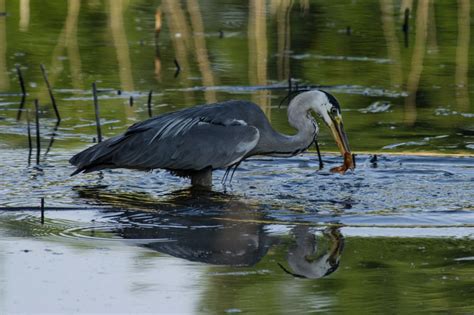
xmin=330 ymin=107 xmax=338 ymax=116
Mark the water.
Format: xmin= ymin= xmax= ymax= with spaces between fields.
xmin=0 ymin=1 xmax=473 ymax=313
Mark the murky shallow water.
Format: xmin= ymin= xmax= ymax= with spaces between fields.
xmin=1 ymin=150 xmax=474 ymax=221
xmin=1 ymin=0 xmax=474 ymax=313
xmin=1 ymin=150 xmax=474 ymax=313
xmin=1 ymin=211 xmax=473 ymax=313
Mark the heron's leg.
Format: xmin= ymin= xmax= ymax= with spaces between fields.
xmin=191 ymin=167 xmax=212 ymax=187
xmin=221 ymin=161 xmax=241 ymax=186
xmin=221 ymin=167 xmax=231 ymax=184
xmin=229 ymin=161 xmax=241 ymax=183
xmin=314 ymin=139 xmax=324 ymax=170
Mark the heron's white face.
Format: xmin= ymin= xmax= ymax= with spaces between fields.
xmin=307 ymin=90 xmax=342 ymax=127
xmin=306 ymin=90 xmax=354 ymax=171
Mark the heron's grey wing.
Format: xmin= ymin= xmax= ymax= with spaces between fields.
xmin=70 ymin=101 xmax=266 ymax=174
xmin=112 ymin=121 xmax=259 ymax=171
xmin=70 ymin=117 xmax=259 ymax=174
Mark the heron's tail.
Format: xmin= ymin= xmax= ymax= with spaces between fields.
xmin=69 ymin=138 xmax=119 ymax=175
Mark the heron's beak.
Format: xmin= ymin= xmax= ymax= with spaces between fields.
xmin=328 ymin=118 xmax=354 ymax=173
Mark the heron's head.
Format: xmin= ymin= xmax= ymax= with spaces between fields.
xmin=292 ymin=90 xmax=354 ymax=172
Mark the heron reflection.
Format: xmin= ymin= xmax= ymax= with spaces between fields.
xmin=279 ymin=226 xmax=344 ymax=279
xmin=74 ymin=186 xmax=344 ymax=278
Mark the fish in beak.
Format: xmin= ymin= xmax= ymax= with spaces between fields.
xmin=328 ymin=117 xmax=354 ymax=174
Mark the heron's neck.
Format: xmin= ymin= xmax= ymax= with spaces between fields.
xmin=259 ymin=99 xmax=318 ymax=155
xmin=286 ymin=98 xmax=319 ymax=150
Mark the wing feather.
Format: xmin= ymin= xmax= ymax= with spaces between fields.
xmin=70 ymin=101 xmax=264 ymax=175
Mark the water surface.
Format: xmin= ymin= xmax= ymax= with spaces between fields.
xmin=0 ymin=1 xmax=473 ymax=313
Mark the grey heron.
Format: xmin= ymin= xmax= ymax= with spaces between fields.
xmin=70 ymin=90 xmax=354 ymax=187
